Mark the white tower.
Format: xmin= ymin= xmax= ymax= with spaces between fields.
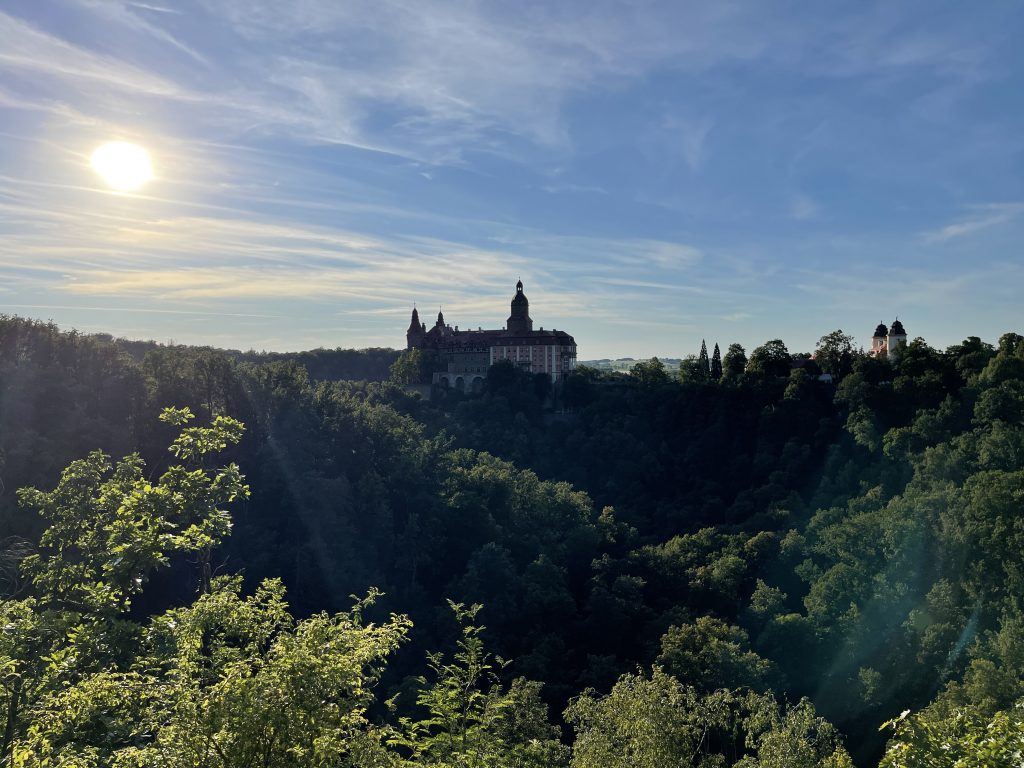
xmin=887 ymin=318 xmax=907 ymax=360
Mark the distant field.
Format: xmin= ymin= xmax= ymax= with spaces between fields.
xmin=581 ymin=357 xmax=682 ymax=373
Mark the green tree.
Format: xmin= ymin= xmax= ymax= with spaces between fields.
xmin=2 ymin=408 xmax=249 ymax=765
xmin=657 ymin=616 xmax=780 ymax=693
xmin=784 ymin=368 xmax=814 ymax=401
xmin=566 ymin=669 xmax=736 ymax=768
xmin=747 ymin=340 xmax=792 ymax=378
xmin=738 ymin=695 xmax=854 ymax=768
xmin=947 ymin=336 xmax=996 ymax=380
xmin=393 ymin=601 xmax=568 ymax=768
xmin=996 ymin=332 xmax=1023 ymax=357
xmin=630 ymin=357 xmax=669 ymax=387
xmin=678 ymin=355 xmax=709 ymax=383
xmin=879 ymin=704 xmax=1024 ymax=768
xmin=148 ymin=582 xmax=408 ymax=767
xmin=19 ymin=407 xmax=246 ymax=607
xmin=566 ymin=668 xmax=851 ymax=768
xmin=722 ymin=343 xmax=748 ymax=380
xmin=391 ymin=347 xmax=431 ymax=385
xmin=814 ymin=330 xmax=857 ymax=380
xmin=17 ymin=580 xmax=410 ymax=767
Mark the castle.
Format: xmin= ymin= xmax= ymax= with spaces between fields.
xmin=406 ymin=280 xmax=577 ymax=392
xmin=870 ymin=319 xmax=908 ymax=359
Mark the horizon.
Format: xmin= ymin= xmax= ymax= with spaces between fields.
xmin=5 ymin=309 xmax=1010 ymax=364
xmin=2 ymin=2 xmax=1023 ymax=358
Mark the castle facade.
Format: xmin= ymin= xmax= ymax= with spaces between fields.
xmin=406 ymin=280 xmax=577 ymax=392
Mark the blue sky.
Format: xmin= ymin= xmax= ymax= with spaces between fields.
xmin=1 ymin=0 xmax=1022 ymax=358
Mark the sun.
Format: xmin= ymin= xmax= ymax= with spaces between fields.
xmin=90 ymin=141 xmax=153 ymax=192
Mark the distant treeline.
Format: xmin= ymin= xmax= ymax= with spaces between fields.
xmin=90 ymin=330 xmax=400 ymax=381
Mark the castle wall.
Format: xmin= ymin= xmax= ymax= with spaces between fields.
xmin=887 ymin=334 xmax=907 ymax=359
xmin=491 ymin=342 xmax=576 ymax=380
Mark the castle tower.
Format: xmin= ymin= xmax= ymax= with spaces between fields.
xmin=430 ymin=308 xmax=452 ymax=339
xmin=887 ymin=318 xmax=907 ymax=360
xmin=871 ymin=322 xmax=888 ymax=357
xmin=506 ymin=279 xmax=533 ymax=334
xmin=406 ymin=307 xmax=424 ymax=349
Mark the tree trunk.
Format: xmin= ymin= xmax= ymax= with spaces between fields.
xmin=200 ymin=547 xmax=212 ymax=595
xmin=1 ymin=680 xmax=21 ymax=767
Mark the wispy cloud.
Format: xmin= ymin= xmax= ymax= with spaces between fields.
xmin=127 ymin=2 xmax=180 ymax=13
xmin=0 ymin=11 xmax=193 ymax=99
xmin=3 ymin=303 xmax=278 ymax=318
xmin=4 ymin=1 xmax=991 ymax=162
xmin=923 ymin=203 xmax=1024 ymax=243
xmin=70 ymin=0 xmax=209 ymax=65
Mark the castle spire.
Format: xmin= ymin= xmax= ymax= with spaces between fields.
xmin=507 ymin=278 xmax=532 ymax=333
xmin=406 ymin=306 xmax=425 ymax=349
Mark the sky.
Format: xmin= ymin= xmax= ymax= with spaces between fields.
xmin=1 ymin=1 xmax=1023 ymax=359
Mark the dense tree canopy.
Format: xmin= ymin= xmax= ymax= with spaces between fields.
xmin=3 ymin=313 xmax=1024 ymax=765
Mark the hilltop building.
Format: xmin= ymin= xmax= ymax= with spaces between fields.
xmin=870 ymin=319 xmax=908 ymax=359
xmin=406 ymin=280 xmax=577 ymax=392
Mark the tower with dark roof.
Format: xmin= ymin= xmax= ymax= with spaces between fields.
xmin=872 ymin=322 xmax=888 ymax=356
xmin=868 ymin=318 xmax=910 ymax=359
xmin=406 ymin=307 xmax=425 ymax=349
xmin=506 ymin=279 xmax=533 ymax=334
xmin=888 ymin=318 xmax=907 ymax=359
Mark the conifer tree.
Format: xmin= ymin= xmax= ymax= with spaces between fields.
xmin=698 ymin=340 xmax=710 ymax=378
xmin=710 ymin=343 xmax=723 ymax=380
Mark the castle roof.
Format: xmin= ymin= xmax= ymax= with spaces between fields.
xmin=423 ymin=327 xmax=575 ymax=349
xmin=511 ymin=280 xmax=529 ymax=307
xmin=873 ymin=322 xmax=888 ymax=338
xmin=410 ymin=279 xmax=573 ymax=352
xmin=890 ymin=318 xmax=906 ymax=336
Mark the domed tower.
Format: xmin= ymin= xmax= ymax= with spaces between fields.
xmin=506 ymin=279 xmax=533 ymax=334
xmin=888 ymin=318 xmax=907 ymax=359
xmin=406 ymin=307 xmax=425 ymax=349
xmin=871 ymin=322 xmax=888 ymax=357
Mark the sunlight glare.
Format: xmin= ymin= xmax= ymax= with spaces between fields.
xmin=90 ymin=141 xmax=153 ymax=192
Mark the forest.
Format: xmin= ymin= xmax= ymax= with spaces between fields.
xmin=1 ymin=314 xmax=1023 ymax=766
